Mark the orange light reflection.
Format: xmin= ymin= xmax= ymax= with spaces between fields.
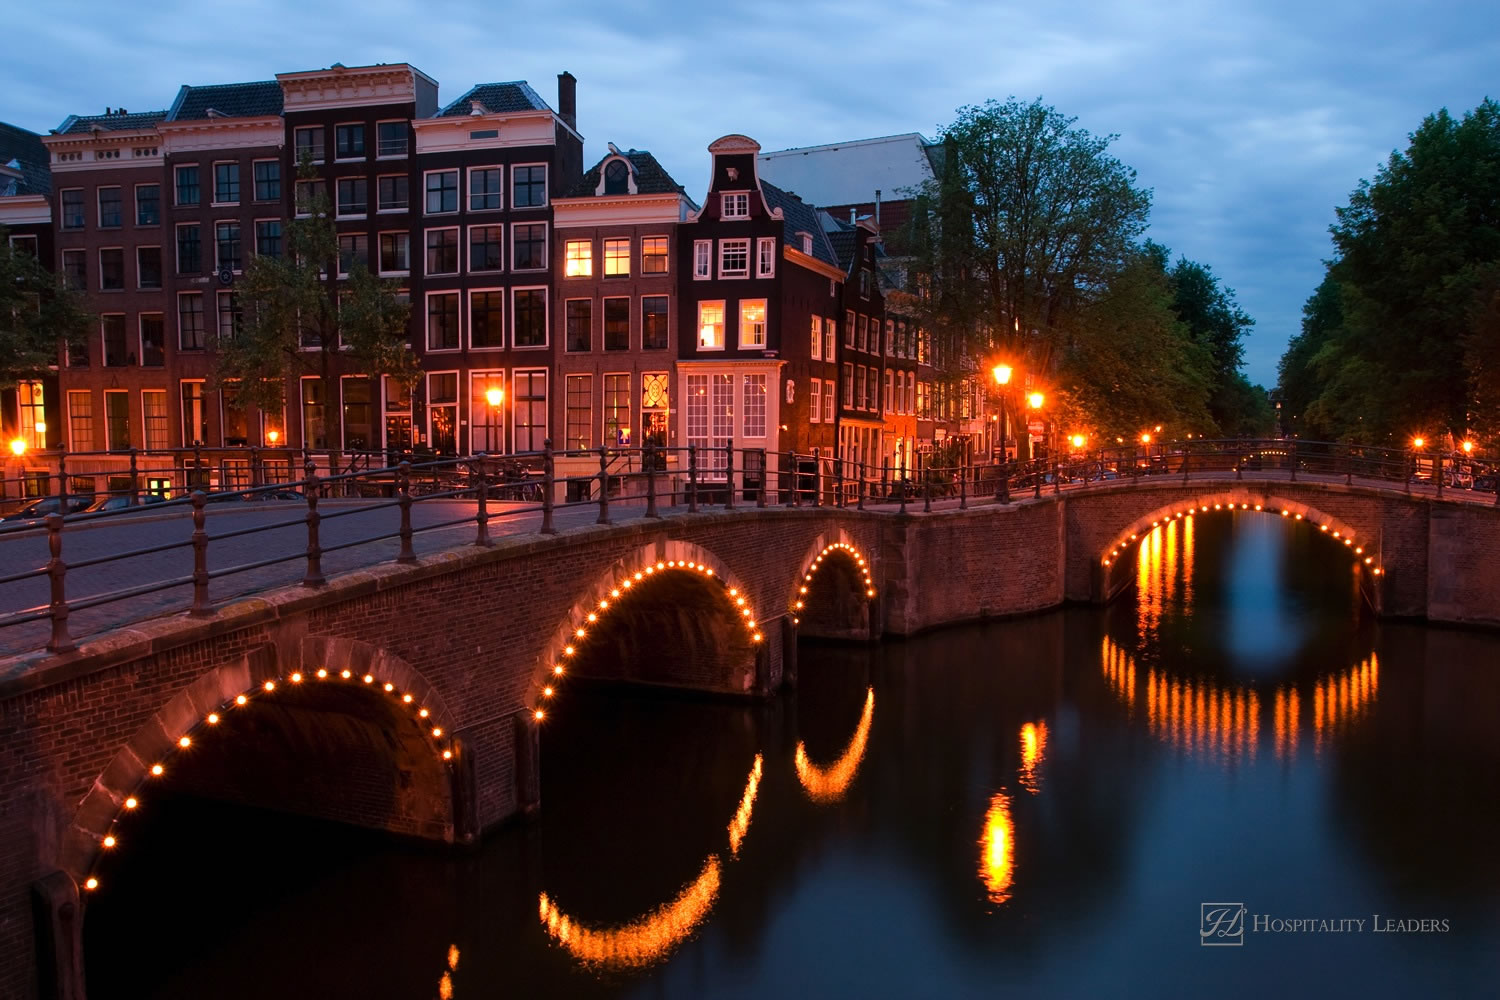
xmin=795 ymin=687 xmax=874 ymax=803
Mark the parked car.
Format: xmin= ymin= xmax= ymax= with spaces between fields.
xmin=0 ymin=495 xmax=94 ymax=522
xmin=81 ymin=493 xmax=168 ymax=514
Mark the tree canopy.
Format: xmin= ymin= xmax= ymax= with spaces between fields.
xmin=1277 ymin=98 xmax=1500 ymax=445
xmin=0 ymin=229 xmax=90 ymax=389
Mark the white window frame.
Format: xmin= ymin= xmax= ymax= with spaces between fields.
xmin=563 ymin=296 xmax=593 ymax=354
xmin=133 ymin=182 xmax=160 ymax=225
xmin=333 ymin=121 xmax=366 ymax=162
xmin=823 ymin=379 xmax=835 ymax=423
xmin=467 ymin=223 xmax=505 ymax=274
xmin=425 ymin=290 xmax=462 ymax=353
xmin=376 ymin=173 xmax=408 ymax=213
xmin=423 ymin=168 xmax=460 ymax=216
xmin=510 ymin=221 xmax=548 ymax=272
xmin=60 ymin=187 xmax=86 ymax=228
xmin=135 ymin=245 xmax=162 ymax=290
xmin=253 ymin=218 xmax=282 ymax=259
xmin=756 ymin=237 xmax=776 ymax=278
xmin=140 ymin=388 xmax=169 ymax=451
xmin=210 ymin=161 xmax=239 ymax=207
xmin=96 ymin=185 xmax=123 ymax=228
xmin=693 ymin=240 xmax=711 ymax=280
xmin=564 ymin=238 xmax=593 ymax=278
xmin=510 ymin=162 xmax=548 ymax=209
xmin=696 ymin=300 xmax=726 ymax=352
xmin=467 ymin=166 xmax=504 ymax=212
xmin=810 ymin=315 xmax=821 ymax=360
xmin=467 ymin=287 xmax=506 ymax=351
xmin=293 ymin=125 xmax=325 ymax=164
xmin=375 ymin=119 xmax=409 ymax=159
xmin=602 ymin=237 xmax=631 ymax=278
xmin=336 ymin=232 xmax=368 ymax=278
xmin=137 ymin=312 xmax=165 ymax=366
xmin=425 ymin=370 xmax=461 ymax=453
xmin=511 ymin=367 xmax=549 ymax=452
xmin=510 ymin=285 xmax=550 ymax=350
xmin=98 ymin=247 xmax=124 ymax=291
xmin=718 ymin=238 xmax=750 ymax=279
xmin=642 ymin=234 xmax=669 ymax=274
xmin=377 ymin=230 xmax=410 ymax=276
xmin=67 ymin=389 xmax=94 ymax=451
xmin=843 ymin=363 xmax=854 ymax=408
xmin=212 ymin=221 xmax=242 ymax=274
xmin=602 ymin=371 xmax=632 ymax=447
xmin=335 ymin=176 xmax=368 ymax=219
xmin=424 ymin=226 xmax=461 ymax=277
xmin=810 ymin=379 xmax=822 ymax=423
xmin=742 ymin=374 xmax=767 ymax=438
xmin=738 ymin=298 xmax=767 ymax=350
xmin=824 ymin=318 xmax=836 ymax=361
xmin=721 ymin=191 xmax=749 ymax=219
xmin=884 ymin=369 xmax=894 ymax=414
xmin=469 ymin=370 xmax=507 ymax=453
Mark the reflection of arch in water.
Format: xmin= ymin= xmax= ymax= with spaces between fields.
xmin=795 ymin=687 xmax=875 ymax=803
xmin=979 ymin=792 xmax=1015 ymax=905
xmin=1101 ymin=637 xmax=1379 ymax=760
xmin=536 ymin=752 xmax=763 ymax=970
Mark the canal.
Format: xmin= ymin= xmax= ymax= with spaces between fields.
xmin=85 ymin=512 xmax=1500 ymax=998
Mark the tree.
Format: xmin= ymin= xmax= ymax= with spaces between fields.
xmin=0 ymin=228 xmax=90 ymax=389
xmin=214 ymin=162 xmax=415 ymax=448
xmin=1159 ymin=247 xmax=1266 ymax=434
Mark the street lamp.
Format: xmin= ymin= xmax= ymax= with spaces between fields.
xmin=992 ymin=365 xmax=1013 ymax=387
xmin=266 ymin=428 xmax=280 ymax=446
xmin=485 ymin=386 xmax=504 ymax=454
xmin=992 ymin=364 xmax=1014 ymax=502
xmin=1140 ymin=432 xmax=1152 ymax=445
xmin=1462 ymin=440 xmax=1475 ymax=455
xmin=1070 ymin=434 xmax=1087 ymax=451
xmin=8 ymin=438 xmax=24 ymax=457
xmin=1412 ymin=436 xmax=1425 ymax=449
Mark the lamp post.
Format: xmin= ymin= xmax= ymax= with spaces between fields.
xmin=992 ymin=364 xmax=1012 ymax=502
xmin=9 ymin=438 xmax=25 ymax=458
xmin=485 ymin=386 xmax=505 ymax=461
xmin=1026 ymin=391 xmax=1045 ymax=466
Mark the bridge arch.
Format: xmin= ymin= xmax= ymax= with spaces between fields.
xmin=532 ymin=541 xmax=768 ymax=709
xmin=790 ymin=533 xmax=878 ymax=641
xmin=62 ymin=637 xmax=465 ymax=895
xmin=1098 ymin=492 xmax=1382 ymax=579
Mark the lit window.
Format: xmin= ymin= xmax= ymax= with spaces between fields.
xmin=742 ymin=374 xmax=766 ymax=437
xmin=697 ymin=301 xmax=725 ymax=350
xmin=642 ymin=236 xmax=668 ymax=274
xmin=721 ymin=192 xmax=749 ymax=219
xmin=739 ymin=299 xmax=766 ymax=349
xmin=603 ymin=238 xmax=630 ymax=277
xmin=565 ymin=240 xmax=592 ymax=277
xmin=810 ymin=315 xmax=821 ymax=360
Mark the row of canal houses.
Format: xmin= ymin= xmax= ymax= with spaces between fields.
xmin=1 ymin=63 xmax=987 ymax=502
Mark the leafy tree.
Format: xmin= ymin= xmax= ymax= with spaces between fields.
xmin=1159 ymin=247 xmax=1265 ymax=434
xmin=213 ymin=162 xmax=415 ymax=445
xmin=0 ymin=228 xmax=91 ymax=389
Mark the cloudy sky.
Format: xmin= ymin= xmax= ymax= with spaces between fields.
xmin=7 ymin=1 xmax=1496 ymax=385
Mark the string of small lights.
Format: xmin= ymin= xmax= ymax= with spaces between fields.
xmin=1100 ymin=502 xmax=1380 ymax=575
xmin=791 ymin=542 xmax=876 ymax=625
xmin=536 ymin=558 xmax=765 ymax=725
xmin=80 ymin=666 xmax=456 ymax=893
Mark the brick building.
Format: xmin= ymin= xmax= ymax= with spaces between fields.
xmin=1 ymin=121 xmax=56 ymax=493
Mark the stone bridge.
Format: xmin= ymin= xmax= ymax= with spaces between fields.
xmin=2 ymin=476 xmax=1498 ymax=998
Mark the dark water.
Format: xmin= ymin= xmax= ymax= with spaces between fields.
xmin=86 ymin=513 xmax=1500 ymax=998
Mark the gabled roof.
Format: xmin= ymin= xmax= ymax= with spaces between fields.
xmin=567 ymin=148 xmax=695 ymax=205
xmin=438 ymin=82 xmax=550 ymax=118
xmin=758 ymin=132 xmax=936 ymax=209
xmin=54 ymin=110 xmax=168 ymax=136
xmin=0 ymin=122 xmax=50 ymax=196
xmin=759 ymin=180 xmax=839 ymax=269
xmin=168 ymin=80 xmax=283 ymax=121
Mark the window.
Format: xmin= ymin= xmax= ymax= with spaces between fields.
xmin=102 ymin=315 xmax=128 ymax=367
xmin=337 ymin=177 xmax=368 ymax=217
xmin=743 ymin=375 xmax=766 ymax=438
xmin=470 ymin=372 xmax=505 ymax=453
xmin=213 ymin=163 xmax=239 ymax=205
xmin=642 ymin=236 xmax=668 ymax=274
xmin=217 ymin=291 xmax=241 ymax=343
xmin=721 ymin=192 xmax=749 ymax=219
xmin=845 ymin=310 xmax=855 ymax=346
xmin=859 ymin=268 xmax=871 ymax=297
xmin=512 ymin=223 xmax=546 ymax=270
xmin=179 ymin=381 xmax=208 ymax=446
xmin=384 ymin=375 xmax=412 ymax=452
xmin=341 ymin=376 xmax=373 ymax=450
xmin=604 ymin=159 xmax=630 ymax=195
xmin=216 ymin=222 xmax=242 ymax=272
xmin=824 ymin=379 xmax=834 ymax=422
xmin=376 ymin=121 xmax=407 ymax=158
xmin=739 ymin=299 xmax=766 ymax=349
xmin=641 ymin=373 xmax=670 ymax=449
xmin=8 ymin=234 xmax=36 ymax=257
xmin=425 ymin=228 xmax=459 ymax=275
xmin=256 ymin=220 xmax=282 ymax=259
xmin=604 ymin=297 xmax=629 ymax=351
xmin=62 ymin=250 xmax=86 ymax=289
xmin=510 ymin=369 xmax=546 ymax=451
xmin=756 ymin=237 xmax=776 ymax=278
xmin=141 ymin=390 xmax=168 ymax=450
xmin=686 ymin=373 xmax=708 ymax=461
xmin=337 ymin=234 xmax=368 ymax=275
xmin=137 ymin=247 xmax=162 ymax=289
xmin=697 ymin=301 xmax=725 ymax=350
xmin=719 ymin=239 xmax=749 ymax=278
xmin=565 ymin=298 xmax=592 ymax=352
xmin=884 ymin=370 xmax=894 ymax=413
xmin=604 ymin=374 xmax=630 ymax=447
xmin=603 ymin=238 xmax=630 ymax=277
xmin=642 ymin=296 xmax=668 ymax=350
xmin=425 ymin=170 xmax=458 ymax=214
xmin=174 ymin=167 xmax=199 ymax=207
xmin=512 ymin=164 xmax=546 ymax=207
xmin=175 ymin=224 xmax=201 ymax=274
xmin=141 ymin=314 xmax=164 ymax=366
xmin=253 ymin=160 xmax=280 ymax=201
xmin=378 ymin=231 xmax=410 ymax=274
xmin=335 ymin=123 xmax=365 ymax=160
xmin=857 ymin=315 xmax=867 ymax=352
xmin=565 ymin=374 xmax=592 ymax=450
xmin=68 ymin=391 xmax=94 ymax=450
xmin=856 ymin=367 xmax=867 ymax=411
xmin=426 ymin=292 xmax=460 ymax=350
xmin=469 ymin=225 xmax=503 ymax=271
xmin=512 ymin=288 xmax=547 ymax=347
xmin=810 ymin=379 xmax=822 ymax=423
xmin=469 ymin=167 xmax=502 ymax=210
xmin=811 ymin=315 xmax=822 ymax=360
xmin=105 ymin=390 xmax=131 ymax=451
xmin=98 ymin=187 xmax=122 ymax=227
xmin=693 ymin=240 xmax=711 ymax=279
xmin=801 ymin=233 xmax=813 ymax=255
xmin=470 ymin=290 xmax=504 ymax=348
xmin=294 ymin=178 xmax=326 ymax=216
xmin=422 ymin=373 xmax=458 ymax=453
xmin=843 ymin=363 xmax=854 ymax=407
xmin=294 ymin=126 xmax=324 ymax=164
xmin=61 ymin=189 xmax=85 ymax=229
xmin=885 ymin=319 xmax=895 ymax=356
xmin=710 ymin=375 xmax=734 ymax=476
xmin=301 ymin=377 xmax=327 ymax=449
xmin=136 ymin=184 xmax=160 ymax=225
xmin=564 ymin=240 xmax=592 ymax=277
xmin=178 ymin=293 xmax=205 ymax=350
xmin=99 ymin=249 xmax=124 ymax=290
xmin=378 ymin=174 xmax=408 ymax=212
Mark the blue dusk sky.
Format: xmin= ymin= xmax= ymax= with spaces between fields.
xmin=5 ymin=0 xmax=1496 ymax=386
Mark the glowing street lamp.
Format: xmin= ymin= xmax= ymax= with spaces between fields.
xmin=1070 ymin=434 xmax=1087 ymax=451
xmin=484 ymin=386 xmax=505 ymax=454
xmin=1412 ymin=436 xmax=1425 ymax=449
xmin=1461 ymin=440 xmax=1474 ymax=455
xmin=1027 ymin=392 xmax=1045 ymax=410
xmin=1140 ymin=433 xmax=1152 ymax=445
xmin=266 ymin=428 xmax=280 ymax=446
xmin=9 ymin=438 xmax=25 ymax=457
xmin=992 ymin=364 xmax=1013 ymax=386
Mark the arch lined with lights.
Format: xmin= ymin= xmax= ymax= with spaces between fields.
xmin=1099 ymin=494 xmax=1381 ymax=577
xmin=531 ymin=541 xmax=765 ymax=723
xmin=788 ymin=536 xmax=877 ymax=625
xmin=64 ymin=636 xmax=461 ymax=895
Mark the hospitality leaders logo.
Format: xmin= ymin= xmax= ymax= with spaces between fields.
xmin=1200 ymin=903 xmax=1247 ymax=946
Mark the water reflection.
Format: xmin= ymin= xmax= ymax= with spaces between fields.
xmin=727 ymin=753 xmax=763 ymax=855
xmin=1018 ymin=721 xmax=1048 ymax=794
xmin=794 ymin=686 xmax=874 ymax=802
xmin=978 ymin=792 xmax=1015 ymax=906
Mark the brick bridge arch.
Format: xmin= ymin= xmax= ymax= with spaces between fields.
xmin=60 ymin=636 xmax=469 ymax=896
xmin=790 ymin=531 xmax=879 ymax=641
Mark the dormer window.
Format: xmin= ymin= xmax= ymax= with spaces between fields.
xmin=801 ymin=233 xmax=813 ymax=255
xmin=721 ymin=192 xmax=749 ymax=219
xmin=604 ymin=159 xmax=630 ymax=195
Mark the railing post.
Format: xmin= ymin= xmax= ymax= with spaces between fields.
xmin=645 ymin=442 xmax=660 ymax=519
xmin=835 ymin=455 xmax=844 ymax=509
xmin=541 ymin=440 xmax=558 ymax=535
xmin=686 ymin=444 xmax=698 ymax=513
xmin=193 ymin=443 xmax=203 ymax=493
xmin=44 ymin=514 xmax=75 ymax=653
xmin=857 ymin=459 xmax=866 ymax=511
xmin=1054 ymin=459 xmax=1061 ymax=496
xmin=189 ymin=491 xmax=212 ymax=614
xmin=756 ymin=449 xmax=767 ymax=508
xmin=596 ymin=444 xmax=612 ymax=524
xmin=959 ymin=458 xmax=968 ymax=509
xmin=788 ymin=451 xmax=799 ymax=507
xmin=812 ymin=447 xmax=822 ymax=507
xmin=881 ymin=457 xmax=890 ymax=506
xmin=724 ymin=441 xmax=736 ymax=511
xmin=997 ymin=458 xmax=1010 ymax=504
xmin=396 ymin=460 xmax=416 ymax=563
xmin=474 ymin=455 xmax=492 ymax=546
xmin=1405 ymin=449 xmax=1412 ymax=495
xmin=301 ymin=460 xmax=327 ymax=584
xmin=1435 ymin=451 xmax=1444 ymax=498
xmin=1289 ymin=440 xmax=1298 ymax=482
xmin=1346 ymin=444 xmax=1353 ymax=486
xmin=1184 ymin=449 xmax=1192 ymax=484
xmin=924 ymin=462 xmax=933 ymax=512
xmin=128 ymin=447 xmax=139 ymax=505
xmin=250 ymin=446 xmax=261 ymax=490
xmin=1034 ymin=459 xmax=1042 ymax=500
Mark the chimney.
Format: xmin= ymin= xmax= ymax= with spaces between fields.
xmin=557 ymin=71 xmax=577 ymax=130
